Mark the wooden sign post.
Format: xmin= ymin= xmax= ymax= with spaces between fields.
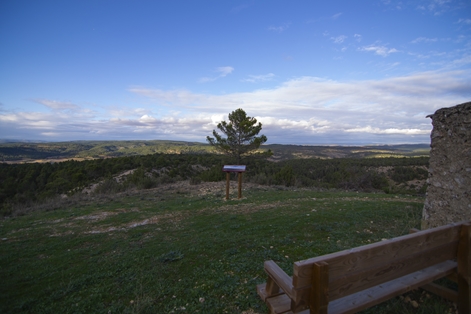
xmin=222 ymin=165 xmax=246 ymax=200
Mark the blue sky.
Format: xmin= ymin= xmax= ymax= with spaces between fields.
xmin=1 ymin=0 xmax=470 ymax=145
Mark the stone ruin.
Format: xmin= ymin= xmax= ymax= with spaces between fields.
xmin=422 ymin=101 xmax=471 ymax=229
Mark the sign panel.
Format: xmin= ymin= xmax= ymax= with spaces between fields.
xmin=222 ymin=165 xmax=246 ymax=172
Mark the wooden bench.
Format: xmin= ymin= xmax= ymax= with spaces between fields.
xmin=257 ymin=221 xmax=471 ymax=313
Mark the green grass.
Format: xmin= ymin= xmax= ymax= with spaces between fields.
xmin=0 ymin=187 xmax=454 ymax=313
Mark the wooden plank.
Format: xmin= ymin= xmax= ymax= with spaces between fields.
xmin=327 ymin=241 xmax=458 ymax=300
xmin=265 ymin=293 xmax=292 ymax=314
xmin=421 ymin=283 xmax=459 ymax=303
xmin=310 ymin=262 xmax=329 ymax=314
xmin=293 ymin=222 xmax=462 ymax=289
xmin=327 ymin=260 xmax=457 ymax=314
xmin=457 ymin=223 xmax=471 ymax=314
xmin=264 ymin=260 xmax=295 ymax=299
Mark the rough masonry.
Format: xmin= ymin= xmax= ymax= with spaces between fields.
xmin=422 ymin=101 xmax=471 ymax=229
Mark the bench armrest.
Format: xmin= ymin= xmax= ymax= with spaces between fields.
xmin=264 ymin=260 xmax=294 ymax=299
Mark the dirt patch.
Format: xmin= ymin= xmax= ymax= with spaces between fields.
xmin=75 ymin=211 xmax=119 ymax=221
xmin=82 ymin=211 xmax=185 ymax=234
xmin=210 ymin=200 xmax=298 ymax=215
xmin=126 ymin=216 xmax=160 ymax=228
xmin=84 ymin=227 xmax=125 ymax=234
xmin=374 ymin=166 xmax=394 ymax=174
xmin=49 ymin=230 xmax=74 ymax=237
xmin=148 ymin=180 xmax=273 ymax=197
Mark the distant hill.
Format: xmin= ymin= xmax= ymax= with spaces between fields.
xmin=0 ymin=140 xmax=429 ymax=163
xmin=265 ymin=143 xmax=430 ymax=160
xmin=0 ymin=140 xmax=212 ymax=163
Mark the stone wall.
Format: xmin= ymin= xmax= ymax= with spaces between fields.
xmin=422 ymin=101 xmax=471 ymax=229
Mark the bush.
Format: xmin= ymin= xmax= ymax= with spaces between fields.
xmin=139 ymin=176 xmax=158 ymax=189
xmin=189 ymin=177 xmax=202 ymax=185
xmin=274 ymin=165 xmax=295 ymax=187
xmin=199 ymin=165 xmax=225 ymax=182
xmin=94 ymin=178 xmax=125 ymax=194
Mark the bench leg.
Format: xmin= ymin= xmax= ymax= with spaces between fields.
xmin=458 ymin=223 xmax=471 ymax=313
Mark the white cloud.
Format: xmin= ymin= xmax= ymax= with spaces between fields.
xmin=241 ymin=73 xmax=275 ymax=83
xmin=449 ymin=54 xmax=471 ymax=68
xmin=383 ymin=62 xmax=401 ymax=71
xmin=139 ymin=115 xmax=157 ymax=123
xmin=417 ymin=0 xmax=453 ymax=15
xmin=345 ymin=126 xmax=429 ymax=135
xmin=199 ymin=66 xmax=234 ymax=83
xmin=33 ymin=99 xmax=80 ymax=110
xmin=231 ymin=4 xmax=252 ymax=14
xmin=354 ymin=34 xmax=362 ymax=42
xmin=268 ymin=23 xmax=290 ymax=33
xmin=331 ymin=35 xmax=347 ymax=44
xmin=359 ymin=45 xmax=399 ymax=57
xmin=411 ymin=37 xmax=438 ymax=44
xmin=457 ymin=18 xmax=471 ymax=25
xmin=216 ymin=66 xmax=234 ymax=77
xmin=307 ymin=13 xmax=342 ymax=24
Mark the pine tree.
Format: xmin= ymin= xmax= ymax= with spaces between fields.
xmin=206 ymin=108 xmax=269 ymax=164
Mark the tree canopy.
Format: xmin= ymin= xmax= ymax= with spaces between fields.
xmin=206 ymin=108 xmax=268 ymax=164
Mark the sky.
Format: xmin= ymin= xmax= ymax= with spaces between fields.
xmin=1 ymin=0 xmax=470 ymax=145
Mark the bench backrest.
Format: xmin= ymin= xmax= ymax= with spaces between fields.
xmin=291 ymin=222 xmax=464 ymax=309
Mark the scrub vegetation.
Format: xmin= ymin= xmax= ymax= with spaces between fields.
xmin=0 ymin=151 xmax=429 ymax=216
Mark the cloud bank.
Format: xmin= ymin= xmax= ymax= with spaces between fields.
xmin=1 ymin=70 xmax=470 ymax=144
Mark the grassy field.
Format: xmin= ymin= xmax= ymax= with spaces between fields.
xmin=0 ymin=183 xmax=455 ymax=313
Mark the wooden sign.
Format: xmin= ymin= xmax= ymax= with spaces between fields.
xmin=222 ymin=165 xmax=246 ymax=172
xmin=222 ymin=165 xmax=246 ymax=199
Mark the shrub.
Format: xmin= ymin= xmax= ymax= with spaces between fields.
xmin=189 ymin=177 xmax=202 ymax=185
xmin=94 ymin=178 xmax=125 ymax=194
